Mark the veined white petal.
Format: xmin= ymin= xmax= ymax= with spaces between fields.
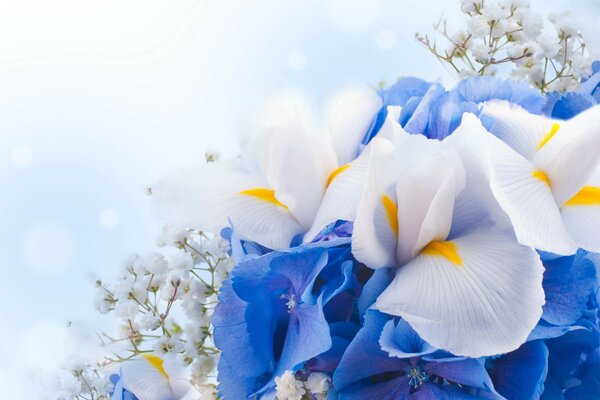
xmin=443 ymin=114 xmax=511 ymax=236
xmin=303 ymin=148 xmax=370 ymax=242
xmin=151 ymin=163 xmax=303 ymax=250
xmin=561 ymin=166 xmax=600 ymax=252
xmin=467 ymin=126 xmax=576 ymax=254
xmin=120 ymin=355 xmax=174 ymax=400
xmin=533 ymin=105 xmax=600 ymax=206
xmin=480 ymin=101 xmax=555 ymax=161
xmin=326 ymin=85 xmax=381 ymax=165
xmin=351 ymin=138 xmax=401 ymax=269
xmin=375 ymin=109 xmax=409 ymax=145
xmin=375 ymin=228 xmax=545 ymax=357
xmin=258 ymin=94 xmax=338 ymax=230
xmin=395 ymin=150 xmax=465 ymax=265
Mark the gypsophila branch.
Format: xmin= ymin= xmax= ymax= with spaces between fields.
xmin=416 ymin=0 xmax=592 ymax=92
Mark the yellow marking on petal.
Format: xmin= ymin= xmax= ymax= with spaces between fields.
xmin=537 ymin=123 xmax=560 ymax=150
xmin=564 ymin=186 xmax=600 ymax=207
xmin=381 ymin=194 xmax=398 ymax=238
xmin=422 ymin=241 xmax=463 ymax=267
xmin=532 ymin=170 xmax=550 ymax=186
xmin=326 ymin=164 xmax=351 ymax=188
xmin=142 ymin=354 xmax=169 ymax=379
xmin=239 ymin=188 xmax=288 ymax=209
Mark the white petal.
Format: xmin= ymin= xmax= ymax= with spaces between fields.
xmin=121 ymin=356 xmax=174 ymax=400
xmin=375 ymin=228 xmax=545 ymax=357
xmin=443 ymin=114 xmax=512 ymax=236
xmin=469 ymin=127 xmax=576 ymax=254
xmin=533 ymin=105 xmax=600 ymax=206
xmin=395 ymin=150 xmax=465 ymax=265
xmin=561 ymin=166 xmax=600 ymax=252
xmin=151 ymin=163 xmax=303 ymax=250
xmin=303 ymin=149 xmax=370 ymax=242
xmin=480 ymin=101 xmax=554 ymax=161
xmin=351 ymin=138 xmax=401 ymax=269
xmin=258 ymin=94 xmax=337 ymax=229
xmin=326 ymin=85 xmax=381 ymax=165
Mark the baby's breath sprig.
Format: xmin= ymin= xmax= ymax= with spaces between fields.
xmin=416 ymin=0 xmax=592 ymax=93
xmin=48 ymin=226 xmax=232 ymax=399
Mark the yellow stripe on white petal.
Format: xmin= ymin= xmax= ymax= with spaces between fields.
xmin=394 ymin=150 xmax=463 ymax=265
xmin=561 ymin=167 xmax=600 ymax=252
xmin=304 ymin=152 xmax=370 ymax=242
xmin=239 ymin=188 xmax=289 ymax=209
xmin=351 ymin=139 xmax=402 ymax=269
xmin=468 ymin=126 xmax=576 ymax=254
xmin=376 ymin=229 xmax=545 ymax=357
xmin=421 ymin=241 xmax=462 ymax=267
xmin=532 ymin=105 xmax=600 ymax=206
xmin=326 ymin=164 xmax=351 ymax=188
xmin=481 ymin=101 xmax=558 ymax=161
xmin=142 ymin=354 xmax=169 ymax=379
xmin=531 ymin=170 xmax=550 ymax=186
xmin=537 ymin=123 xmax=560 ymax=150
xmin=258 ymin=93 xmax=338 ymax=230
xmin=120 ymin=356 xmax=174 ymax=400
xmin=563 ymin=186 xmax=600 ymax=207
xmin=151 ymin=163 xmax=303 ymax=250
xmin=381 ymin=194 xmax=399 ymax=238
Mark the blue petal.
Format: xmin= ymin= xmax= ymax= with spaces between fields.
xmin=363 ymin=77 xmax=436 ymax=143
xmin=357 ymin=268 xmax=395 ymax=321
xmin=547 ymin=327 xmax=600 ymax=389
xmin=410 ymin=383 xmax=489 ymax=400
xmin=489 ymin=340 xmax=549 ymax=400
xmin=333 ymin=311 xmax=408 ymax=391
xmin=528 ymin=320 xmax=574 ymax=341
xmin=542 ymin=251 xmax=597 ymax=326
xmin=403 ymin=83 xmax=445 ymax=135
xmin=379 ymin=319 xmax=436 ymax=359
xmin=424 ymin=358 xmax=495 ymax=391
xmin=564 ymin=348 xmax=600 ymax=399
xmin=338 ymin=376 xmax=410 ymax=400
xmin=268 ymin=297 xmax=331 ymax=381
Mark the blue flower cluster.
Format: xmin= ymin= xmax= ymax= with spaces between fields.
xmin=213 ymin=72 xmax=600 ymax=400
xmin=215 ymin=227 xmax=600 ymax=399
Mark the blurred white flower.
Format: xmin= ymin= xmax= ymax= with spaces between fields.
xmin=275 ymin=370 xmax=305 ymax=400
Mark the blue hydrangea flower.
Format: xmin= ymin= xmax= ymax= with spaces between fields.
xmin=542 ymin=327 xmax=600 ymax=399
xmin=311 ymin=220 xmax=353 ymax=242
xmin=544 ymin=60 xmax=600 ymax=120
xmin=333 ymin=311 xmax=502 ymax=399
xmin=109 ymin=372 xmax=139 ymax=400
xmin=213 ymin=238 xmax=363 ymax=399
xmin=364 ymin=76 xmax=544 ymax=141
xmin=529 ymin=251 xmax=597 ymax=341
xmin=488 ymin=341 xmax=549 ymax=400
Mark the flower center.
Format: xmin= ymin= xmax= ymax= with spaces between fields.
xmin=407 ymin=366 xmax=428 ymax=388
xmin=281 ymin=293 xmax=297 ymax=312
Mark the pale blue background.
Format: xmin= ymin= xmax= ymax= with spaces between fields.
xmin=1 ymin=0 xmax=598 ymax=398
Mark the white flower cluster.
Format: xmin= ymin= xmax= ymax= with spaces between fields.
xmin=416 ymin=0 xmax=592 ymax=92
xmin=36 ymin=364 xmax=111 ymax=400
xmin=274 ymin=370 xmax=332 ymax=400
xmin=57 ymin=226 xmax=233 ymax=399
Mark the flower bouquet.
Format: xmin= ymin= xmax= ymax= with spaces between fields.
xmin=56 ymin=1 xmax=600 ymax=399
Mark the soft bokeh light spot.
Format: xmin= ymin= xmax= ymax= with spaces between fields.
xmin=11 ymin=145 xmax=32 ymax=166
xmin=328 ymin=0 xmax=382 ymax=33
xmin=287 ymin=50 xmax=307 ymax=71
xmin=376 ymin=30 xmax=397 ymax=50
xmin=22 ymin=322 xmax=73 ymax=371
xmin=99 ymin=208 xmax=120 ymax=229
xmin=22 ymin=221 xmax=75 ymax=274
